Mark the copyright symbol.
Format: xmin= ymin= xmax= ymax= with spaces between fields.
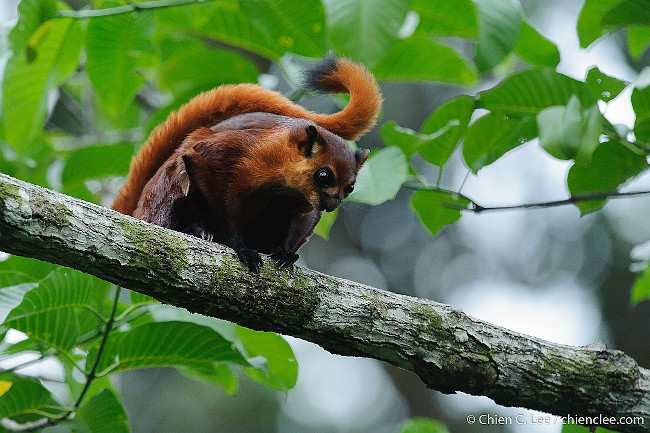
xmin=467 ymin=415 xmax=476 ymax=424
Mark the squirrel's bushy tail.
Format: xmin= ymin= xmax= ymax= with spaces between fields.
xmin=112 ymin=57 xmax=382 ymax=215
xmin=302 ymin=57 xmax=382 ymax=140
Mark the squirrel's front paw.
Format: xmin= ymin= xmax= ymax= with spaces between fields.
xmin=235 ymin=247 xmax=262 ymax=272
xmin=270 ymin=247 xmax=299 ymax=268
xmin=185 ymin=222 xmax=214 ymax=242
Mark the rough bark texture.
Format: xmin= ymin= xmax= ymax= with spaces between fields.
xmin=0 ymin=173 xmax=648 ymax=432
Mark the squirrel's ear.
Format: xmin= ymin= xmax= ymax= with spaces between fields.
xmin=301 ymin=125 xmax=322 ymax=158
xmin=354 ymin=148 xmax=370 ymax=170
xmin=179 ymin=170 xmax=190 ymax=196
xmin=179 ymin=153 xmax=193 ymax=196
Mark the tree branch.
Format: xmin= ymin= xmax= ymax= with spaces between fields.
xmin=0 ymin=173 xmax=648 ymax=433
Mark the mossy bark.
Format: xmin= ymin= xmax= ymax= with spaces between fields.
xmin=0 ymin=173 xmax=649 ymax=433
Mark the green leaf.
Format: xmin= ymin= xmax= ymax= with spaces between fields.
xmin=381 ymin=122 xmax=424 ymax=158
xmin=143 ymin=307 xmax=295 ymax=391
xmin=412 ymin=0 xmax=478 ymax=38
xmin=576 ymin=0 xmax=621 ymax=47
xmin=77 ymin=310 xmax=110 ymax=346
xmin=0 ymin=274 xmax=38 ymax=323
xmin=473 ymin=0 xmax=522 ymax=72
xmin=567 ymin=140 xmax=648 ymax=214
xmin=537 ymin=97 xmax=583 ymax=160
xmin=75 ymin=389 xmax=129 ymax=433
xmin=147 ymin=305 xmax=238 ymax=338
xmin=411 ymin=189 xmax=470 ymax=236
xmin=400 ymin=417 xmax=450 ymax=433
xmin=514 ymin=21 xmax=560 ymax=67
xmin=463 ymin=114 xmax=536 ymax=173
xmin=7 ymin=268 xmax=103 ymax=316
xmin=601 ymin=0 xmax=650 ymax=28
xmin=241 ymin=0 xmax=327 ymax=58
xmin=7 ymin=0 xmax=57 ymax=55
xmin=157 ymin=4 xmax=275 ymax=59
xmin=381 ymin=117 xmax=468 ymax=167
xmin=5 ymin=309 xmax=80 ymax=352
xmin=628 ymin=26 xmax=650 ymax=60
xmin=373 ymin=36 xmax=477 ymax=84
xmin=60 ymin=183 xmax=100 ymax=205
xmin=181 ymin=363 xmax=238 ymax=395
xmin=479 ymin=68 xmax=596 ymax=116
xmin=349 ymin=147 xmax=409 ymax=205
xmin=314 ymin=208 xmax=338 ymax=240
xmin=4 ymin=268 xmax=107 ymax=352
xmin=419 ymin=96 xmax=475 ymax=166
xmin=237 ymin=327 xmax=298 ymax=391
xmin=0 ymin=255 xmax=56 ymax=280
xmin=585 ymin=67 xmax=628 ymax=102
xmin=537 ymin=96 xmax=603 ymax=164
xmin=0 ymin=272 xmax=35 ymax=289
xmin=632 ymin=79 xmax=650 ymax=143
xmin=129 ymin=291 xmax=157 ymax=306
xmin=631 ymin=264 xmax=650 ymax=305
xmin=576 ymin=104 xmax=604 ymax=165
xmin=323 ymin=0 xmax=409 ymax=67
xmin=0 ymin=338 xmax=46 ymax=359
xmin=62 ymin=143 xmax=136 ymax=185
xmin=0 ymin=380 xmax=53 ymax=420
xmin=158 ymin=39 xmax=259 ymax=97
xmin=86 ymin=12 xmax=153 ymax=115
xmin=2 ymin=18 xmax=82 ymax=148
xmin=93 ymin=321 xmax=249 ymax=375
xmin=0 ymin=270 xmax=42 ymax=326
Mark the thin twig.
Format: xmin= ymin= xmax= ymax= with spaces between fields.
xmin=70 ymin=288 xmax=121 ymax=408
xmin=458 ymin=169 xmax=471 ymax=195
xmin=81 ymin=306 xmax=108 ymax=323
xmin=468 ymin=189 xmax=650 ymax=213
xmin=114 ymin=303 xmax=153 ymax=322
xmin=76 ymin=309 xmax=149 ymax=346
xmin=405 ymin=180 xmax=650 ymax=213
xmin=435 ymin=166 xmax=444 ymax=188
xmin=51 ymin=346 xmax=85 ymax=376
xmin=0 ymin=418 xmax=51 ymax=432
xmin=403 ymin=182 xmax=468 ymax=197
xmin=56 ymin=0 xmax=212 ymax=18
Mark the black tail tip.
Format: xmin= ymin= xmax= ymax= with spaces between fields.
xmin=303 ymin=56 xmax=339 ymax=92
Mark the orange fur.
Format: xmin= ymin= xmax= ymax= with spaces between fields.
xmin=112 ymin=58 xmax=381 ymax=216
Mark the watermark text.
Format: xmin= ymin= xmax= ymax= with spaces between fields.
xmin=465 ymin=413 xmax=644 ymax=427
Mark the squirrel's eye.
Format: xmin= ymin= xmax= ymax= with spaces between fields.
xmin=314 ymin=168 xmax=334 ymax=188
xmin=344 ymin=184 xmax=354 ymax=196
